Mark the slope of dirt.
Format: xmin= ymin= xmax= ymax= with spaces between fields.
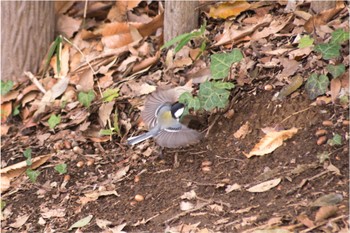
xmin=1 ymin=90 xmax=348 ymax=232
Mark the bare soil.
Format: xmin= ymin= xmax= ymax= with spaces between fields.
xmin=2 ymin=90 xmax=349 ymax=232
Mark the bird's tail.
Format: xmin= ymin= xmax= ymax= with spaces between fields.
xmin=127 ymin=131 xmax=154 ymax=145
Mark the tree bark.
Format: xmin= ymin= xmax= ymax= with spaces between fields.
xmin=1 ymin=1 xmax=55 ymax=82
xmin=310 ymin=1 xmax=336 ymax=14
xmin=164 ymin=1 xmax=199 ymax=42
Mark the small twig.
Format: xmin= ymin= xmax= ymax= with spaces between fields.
xmin=24 ymin=71 xmax=46 ymax=94
xmin=163 ymin=200 xmax=212 ymax=224
xmin=205 ymin=114 xmax=220 ymax=137
xmin=280 ymin=106 xmax=313 ymax=123
xmin=299 ymin=215 xmax=347 ymax=233
xmin=63 ymin=37 xmax=96 ymax=74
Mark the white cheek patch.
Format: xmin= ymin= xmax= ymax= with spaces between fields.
xmin=174 ymin=107 xmax=184 ymax=118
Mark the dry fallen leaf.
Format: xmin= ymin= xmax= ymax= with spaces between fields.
xmin=246 ymin=178 xmax=281 ymax=193
xmin=330 ymin=78 xmax=341 ymax=103
xmin=1 ymin=154 xmax=52 ymax=181
xmin=246 ymin=127 xmax=298 ymax=158
xmin=56 ymin=14 xmax=82 ymax=38
xmin=98 ymin=101 xmax=115 ymax=127
xmin=233 ymin=122 xmax=250 ymax=139
xmin=9 ymin=214 xmax=30 ymax=228
xmin=208 ymin=1 xmax=251 ymax=19
xmin=297 ymin=213 xmax=315 ymax=228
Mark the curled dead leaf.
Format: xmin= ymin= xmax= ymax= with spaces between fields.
xmin=246 ymin=127 xmax=298 ymax=158
xmin=246 ymin=178 xmax=281 ymax=193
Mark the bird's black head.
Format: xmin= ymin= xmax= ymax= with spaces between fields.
xmin=171 ymin=102 xmax=185 ymax=119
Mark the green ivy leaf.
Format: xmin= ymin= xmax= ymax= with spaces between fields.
xmin=69 ymin=215 xmax=93 ymax=231
xmin=179 ymin=92 xmax=201 ymax=111
xmin=330 ymin=29 xmax=350 ymax=44
xmin=199 ymin=81 xmax=232 ymax=111
xmin=102 ymin=88 xmax=119 ymax=102
xmin=1 ymin=80 xmax=14 ymax=96
xmin=26 ymin=169 xmax=40 ymax=183
xmin=326 ymin=64 xmax=345 ymax=79
xmin=212 ymin=82 xmax=235 ymax=90
xmin=317 ymin=152 xmax=330 ymax=164
xmin=210 ymin=49 xmax=243 ymax=80
xmin=54 ymin=163 xmax=67 ymax=174
xmin=78 ymin=90 xmax=95 ymax=107
xmin=1 ymin=200 xmax=6 ymax=211
xmin=314 ymin=43 xmax=341 ymax=60
xmin=298 ymin=35 xmax=314 ymax=48
xmin=13 ymin=105 xmax=20 ymax=116
xmin=48 ymin=114 xmax=61 ymax=129
xmin=23 ymin=148 xmax=32 ymax=166
xmin=328 ymin=134 xmax=342 ymax=146
xmin=305 ymin=73 xmax=329 ymax=100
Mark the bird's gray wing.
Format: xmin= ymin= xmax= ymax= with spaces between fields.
xmin=154 ymin=125 xmax=202 ymax=148
xmin=141 ymin=89 xmax=180 ymax=128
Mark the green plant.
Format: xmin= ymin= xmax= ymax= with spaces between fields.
xmin=22 ymin=148 xmax=40 ymax=183
xmin=328 ymin=134 xmax=342 ymax=146
xmin=48 ymin=114 xmax=61 ymax=129
xmin=99 ymin=110 xmax=120 ymax=137
xmin=0 ymin=80 xmax=14 ymax=96
xmin=180 ymin=49 xmax=242 ymax=112
xmin=305 ymin=29 xmax=349 ymax=99
xmin=102 ymin=88 xmax=119 ymax=102
xmin=161 ymin=22 xmax=207 ymax=54
xmin=78 ymin=90 xmax=95 ymax=107
xmin=54 ymin=164 xmax=67 ymax=174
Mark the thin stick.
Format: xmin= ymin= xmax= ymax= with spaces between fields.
xmin=280 ymin=106 xmax=313 ymax=123
xmin=24 ymin=71 xmax=46 ymax=94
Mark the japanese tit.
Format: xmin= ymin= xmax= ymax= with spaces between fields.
xmin=127 ymin=88 xmax=202 ymax=148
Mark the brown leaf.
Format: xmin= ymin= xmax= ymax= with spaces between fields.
xmin=208 ymin=1 xmax=251 ymax=19
xmin=0 ymin=154 xmax=52 ymax=190
xmin=233 ymin=122 xmax=250 ymax=139
xmin=315 ymin=206 xmax=338 ymax=222
xmin=246 ymin=178 xmax=281 ymax=193
xmin=56 ymin=14 xmax=82 ymax=38
xmin=76 ymin=69 xmax=94 ymax=92
xmin=9 ymin=214 xmax=30 ymax=228
xmin=297 ymin=213 xmax=315 ymax=228
xmin=251 ymin=14 xmax=293 ymax=40
xmin=98 ymin=101 xmax=115 ymax=127
xmin=330 ymin=78 xmax=342 ymax=103
xmin=214 ymin=15 xmax=271 ymax=47
xmin=1 ymin=102 xmax=12 ymax=123
xmin=1 ymin=90 xmax=19 ymax=104
xmin=304 ymin=2 xmax=345 ymax=34
xmin=246 ymin=127 xmax=298 ymax=158
xmin=132 ymin=51 xmax=161 ymax=73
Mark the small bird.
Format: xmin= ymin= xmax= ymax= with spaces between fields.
xmin=127 ymin=88 xmax=202 ymax=148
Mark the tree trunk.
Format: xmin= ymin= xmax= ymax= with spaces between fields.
xmin=164 ymin=1 xmax=199 ymax=42
xmin=310 ymin=1 xmax=336 ymax=14
xmin=1 ymin=1 xmax=55 ymax=82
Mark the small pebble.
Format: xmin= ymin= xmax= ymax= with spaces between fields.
xmin=201 ymin=161 xmax=212 ymax=167
xmin=86 ymin=159 xmax=94 ymax=166
xmin=317 ymin=136 xmax=328 ymax=145
xmin=63 ymin=140 xmax=72 ymax=149
xmin=134 ymin=175 xmax=140 ymax=183
xmin=73 ymin=146 xmax=84 ymax=154
xmin=135 ymin=194 xmax=144 ymax=202
xmin=315 ymin=129 xmax=328 ymax=137
xmin=63 ymin=175 xmax=70 ymax=182
xmin=76 ymin=161 xmax=84 ymax=168
xmin=322 ymin=120 xmax=333 ymax=126
xmin=264 ymin=84 xmax=273 ymax=91
xmin=202 ymin=166 xmax=211 ymax=172
xmin=130 ymin=201 xmax=137 ymax=206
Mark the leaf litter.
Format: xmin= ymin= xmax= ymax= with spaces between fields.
xmin=1 ymin=1 xmax=349 ymax=233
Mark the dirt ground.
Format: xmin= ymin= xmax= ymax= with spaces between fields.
xmin=1 ymin=88 xmax=349 ymax=232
